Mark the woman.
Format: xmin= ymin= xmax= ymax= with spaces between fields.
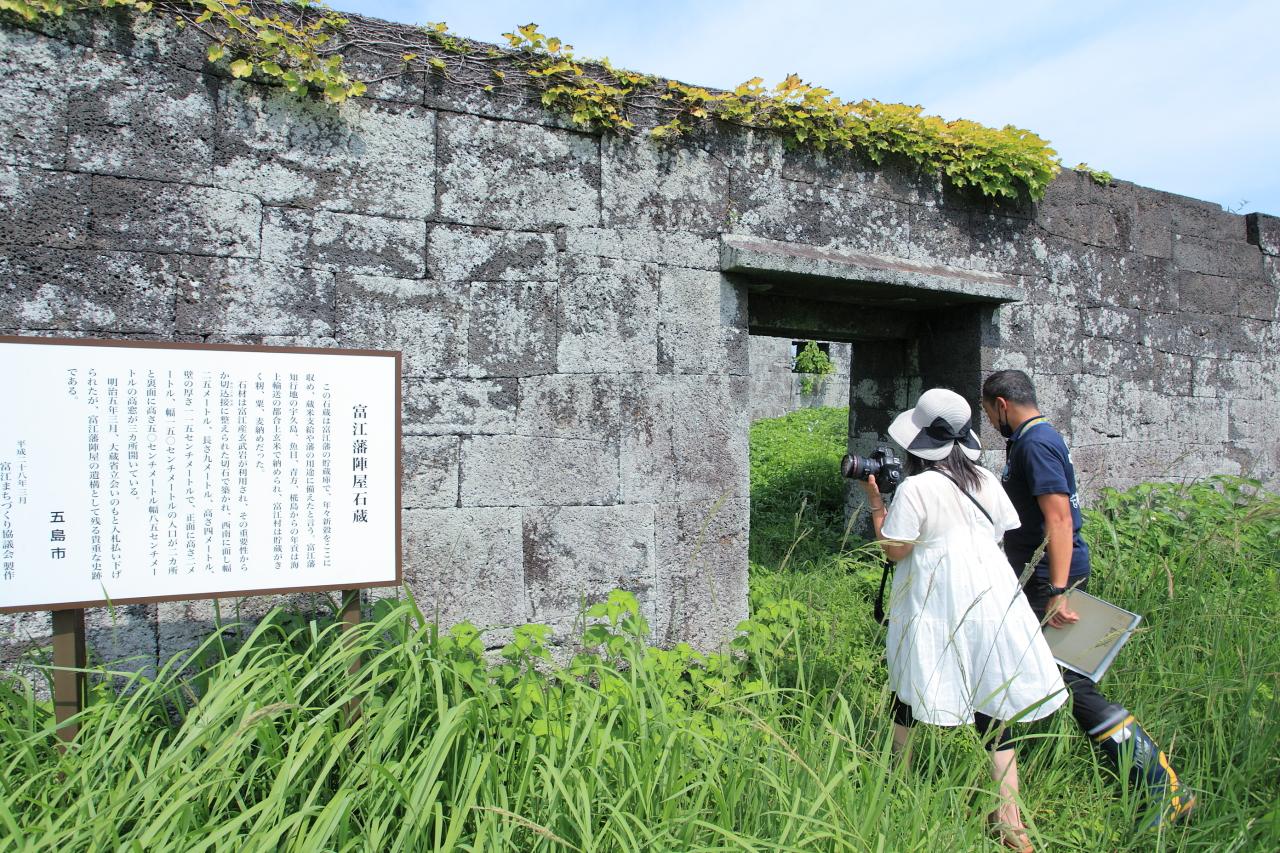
xmin=861 ymin=388 xmax=1066 ymax=852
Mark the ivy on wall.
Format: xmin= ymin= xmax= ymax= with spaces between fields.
xmin=2 ymin=1 xmax=1083 ymax=201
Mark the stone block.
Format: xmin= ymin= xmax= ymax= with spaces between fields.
xmin=658 ymin=267 xmax=733 ymax=325
xmin=154 ymin=593 xmax=325 ymax=666
xmin=967 ymin=214 xmax=1052 ymax=279
xmin=793 ymin=373 xmax=851 ymax=409
xmin=32 ymin=4 xmax=206 ymax=69
xmin=1022 ymin=373 xmax=1075 ymax=433
xmin=522 ymin=504 xmax=657 ymax=632
xmin=658 ymin=321 xmax=750 ymax=376
xmin=1081 ymin=306 xmax=1142 ymax=343
xmin=556 ymin=254 xmax=658 ymax=373
xmin=67 ymin=62 xmax=214 ymax=183
xmin=1143 ymin=311 xmax=1260 ymax=359
xmin=1119 ymin=386 xmax=1172 ymax=442
xmin=1094 ymin=252 xmax=1176 ymax=311
xmin=468 ymin=282 xmax=558 ymax=377
xmin=436 ymin=113 xmax=600 ymax=229
xmin=429 ymin=224 xmax=558 ymax=282
xmin=175 ymin=259 xmax=334 ymax=337
xmin=730 ymin=172 xmax=911 ymax=258
xmin=1168 ymin=398 xmax=1229 ymax=445
xmin=601 ymin=138 xmax=729 ymax=232
xmin=1191 ymin=357 xmax=1268 ymax=401
xmin=1032 ymin=305 xmax=1083 ymax=374
xmin=336 ymin=275 xmax=467 ymax=376
xmin=332 ymin=43 xmax=427 ymax=105
xmin=618 ymin=378 xmax=679 ymax=504
xmin=1127 ymin=191 xmax=1174 ymax=259
xmin=1036 ymin=199 xmax=1124 ymax=250
xmin=989 ymin=301 xmax=1035 ymax=356
xmin=653 ymin=498 xmax=749 ymax=649
xmin=0 ymin=247 xmax=175 ymax=333
xmin=403 ymin=507 xmax=526 ymax=629
xmin=516 ymin=374 xmax=624 ymax=441
xmin=0 ymin=165 xmax=91 ymax=248
xmin=750 ymin=373 xmax=793 ymax=421
xmin=0 ymin=27 xmax=73 ymax=169
xmin=1081 ymin=338 xmax=1190 ymax=394
xmin=1238 ymin=276 xmax=1278 ymax=322
xmin=424 ymin=61 xmax=577 ymax=130
xmin=215 ymin=82 xmax=436 ymax=217
xmin=262 ymin=207 xmax=427 ymax=278
xmin=1153 ymin=350 xmax=1195 ymax=397
xmin=670 ymin=375 xmax=750 ymax=502
xmin=1172 ymin=233 xmax=1264 ymax=279
xmin=907 ymin=205 xmax=980 ymax=270
xmin=402 ymin=435 xmax=460 ymax=509
xmin=1174 ymin=271 xmax=1238 ymax=315
xmin=659 ymin=270 xmax=747 ymax=373
xmin=0 ymin=609 xmax=53 ymax=695
xmin=403 ymin=377 xmax=517 ymax=435
xmin=780 ymin=145 xmax=937 ymax=205
xmin=1228 ymin=398 xmax=1273 ymax=446
xmin=748 ymin=334 xmax=794 ymax=372
xmin=460 ymin=435 xmax=619 ymax=506
xmin=89 ymin=177 xmax=260 ymax=258
xmin=560 ymin=227 xmax=719 ymax=270
xmin=1171 ymin=203 xmax=1244 ymax=243
xmin=1247 ymin=213 xmax=1280 ymax=256
xmin=1064 ymin=373 xmax=1119 ymax=442
xmin=84 ymin=603 xmax=158 ymax=678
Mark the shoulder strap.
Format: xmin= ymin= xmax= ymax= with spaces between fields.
xmin=931 ymin=469 xmax=994 ymax=527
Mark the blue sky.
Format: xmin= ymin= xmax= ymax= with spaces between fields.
xmin=331 ymin=1 xmax=1279 ymax=216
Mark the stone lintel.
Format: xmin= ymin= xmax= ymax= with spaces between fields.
xmin=748 ymin=293 xmax=917 ymax=342
xmin=720 ymin=234 xmax=1025 ymax=306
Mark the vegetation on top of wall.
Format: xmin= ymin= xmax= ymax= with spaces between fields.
xmin=1074 ymin=162 xmax=1115 ymax=186
xmin=2 ymin=1 xmax=1066 ymax=200
xmin=1 ymin=0 xmax=368 ymax=101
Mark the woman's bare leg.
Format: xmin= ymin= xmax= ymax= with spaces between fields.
xmin=990 ymin=748 xmax=1032 ymax=851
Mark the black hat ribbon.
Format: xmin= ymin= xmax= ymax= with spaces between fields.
xmin=907 ymin=416 xmax=980 ymax=453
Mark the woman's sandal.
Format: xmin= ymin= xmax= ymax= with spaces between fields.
xmin=988 ymin=814 xmax=1034 ymax=853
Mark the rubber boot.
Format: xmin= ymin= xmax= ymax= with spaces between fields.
xmin=1089 ymin=708 xmax=1196 ymax=828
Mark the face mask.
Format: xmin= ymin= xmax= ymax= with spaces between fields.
xmin=998 ymin=407 xmax=1014 ymax=439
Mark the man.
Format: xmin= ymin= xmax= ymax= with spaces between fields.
xmin=980 ymin=369 xmax=1195 ymax=827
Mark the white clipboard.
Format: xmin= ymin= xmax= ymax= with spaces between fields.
xmin=1042 ymin=589 xmax=1142 ymax=683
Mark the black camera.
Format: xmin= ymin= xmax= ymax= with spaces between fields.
xmin=841 ymin=446 xmax=905 ymax=494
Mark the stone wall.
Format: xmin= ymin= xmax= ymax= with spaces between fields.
xmin=2 ymin=10 xmax=1277 ymax=676
xmin=749 ymin=336 xmax=851 ymax=420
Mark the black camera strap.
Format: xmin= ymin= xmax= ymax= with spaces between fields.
xmin=931 ymin=469 xmax=995 ymax=528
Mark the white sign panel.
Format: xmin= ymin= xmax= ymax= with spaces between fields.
xmin=0 ymin=338 xmax=401 ymax=612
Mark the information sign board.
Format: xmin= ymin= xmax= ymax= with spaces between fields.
xmin=0 ymin=337 xmax=401 ymax=612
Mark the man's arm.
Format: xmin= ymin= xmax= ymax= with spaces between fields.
xmin=1036 ymin=492 xmax=1080 ymax=627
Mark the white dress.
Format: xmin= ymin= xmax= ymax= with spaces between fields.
xmin=881 ymin=468 xmax=1067 ymax=726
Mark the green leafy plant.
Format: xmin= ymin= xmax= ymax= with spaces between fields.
xmin=793 ymin=340 xmax=835 ymax=395
xmin=0 ymin=0 xmax=366 ymax=101
xmin=1074 ymin=162 xmax=1114 ymax=187
xmin=1 ymin=454 xmax=1278 ymax=848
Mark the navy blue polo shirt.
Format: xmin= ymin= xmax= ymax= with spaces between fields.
xmin=1001 ymin=417 xmax=1091 ymax=579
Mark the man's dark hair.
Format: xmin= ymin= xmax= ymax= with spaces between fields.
xmin=982 ymin=369 xmax=1038 ymax=406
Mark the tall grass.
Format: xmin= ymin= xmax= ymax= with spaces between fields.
xmin=0 ymin=407 xmax=1276 ymax=850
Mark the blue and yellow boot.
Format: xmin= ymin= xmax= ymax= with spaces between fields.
xmin=1089 ymin=709 xmax=1196 ymax=829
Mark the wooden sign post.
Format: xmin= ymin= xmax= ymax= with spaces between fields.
xmin=51 ymin=608 xmax=86 ymax=743
xmin=0 ymin=338 xmax=402 ymax=742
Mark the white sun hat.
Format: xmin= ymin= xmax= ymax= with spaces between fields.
xmin=887 ymin=388 xmax=983 ymax=462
